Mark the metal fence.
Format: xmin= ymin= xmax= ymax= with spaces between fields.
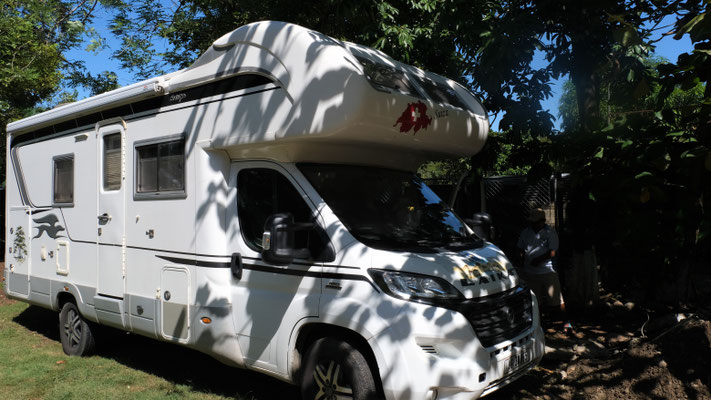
xmin=480 ymin=175 xmax=569 ymax=262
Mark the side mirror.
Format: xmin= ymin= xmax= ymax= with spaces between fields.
xmin=467 ymin=212 xmax=494 ymax=242
xmin=262 ymin=213 xmax=295 ymax=265
xmin=261 ymin=213 xmax=315 ymax=265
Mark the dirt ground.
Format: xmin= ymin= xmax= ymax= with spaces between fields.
xmin=2 ymin=261 xmax=710 ymax=399
xmin=488 ymin=295 xmax=711 ymax=400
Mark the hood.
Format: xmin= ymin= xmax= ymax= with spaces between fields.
xmin=369 ymin=243 xmax=519 ymax=299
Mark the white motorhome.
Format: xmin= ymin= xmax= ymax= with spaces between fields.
xmin=4 ymin=21 xmax=544 ymax=400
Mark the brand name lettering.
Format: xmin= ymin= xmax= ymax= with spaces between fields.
xmin=170 ymin=93 xmax=187 ymax=103
xmin=455 ymin=260 xmax=515 ymax=286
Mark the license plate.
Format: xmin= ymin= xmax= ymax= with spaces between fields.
xmin=503 ymin=346 xmax=532 ymax=375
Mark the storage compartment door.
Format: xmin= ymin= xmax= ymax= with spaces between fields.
xmin=160 ymin=267 xmax=190 ymax=342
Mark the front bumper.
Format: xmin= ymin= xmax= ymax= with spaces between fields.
xmin=370 ymin=292 xmax=545 ymax=400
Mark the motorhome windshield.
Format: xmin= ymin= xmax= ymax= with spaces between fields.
xmin=299 ymin=164 xmax=483 ymax=252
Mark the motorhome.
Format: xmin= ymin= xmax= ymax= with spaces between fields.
xmin=4 ymin=21 xmax=544 ymax=400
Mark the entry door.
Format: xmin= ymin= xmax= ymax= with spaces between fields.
xmin=97 ymin=124 xmax=126 ymax=298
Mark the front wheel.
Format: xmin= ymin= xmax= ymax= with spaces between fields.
xmin=300 ymin=338 xmax=381 ymax=400
xmin=59 ymin=302 xmax=96 ymax=356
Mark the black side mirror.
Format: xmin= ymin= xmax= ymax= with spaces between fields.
xmin=468 ymin=212 xmax=494 ymax=242
xmin=262 ymin=213 xmax=295 ymax=265
xmin=262 ymin=213 xmax=316 ymax=265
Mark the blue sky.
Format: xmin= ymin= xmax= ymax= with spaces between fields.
xmin=65 ymin=13 xmax=695 ymax=131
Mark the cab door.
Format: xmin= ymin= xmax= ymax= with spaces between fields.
xmin=227 ymin=162 xmax=327 ymax=373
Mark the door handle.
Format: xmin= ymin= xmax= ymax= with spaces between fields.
xmin=98 ymin=213 xmax=111 ymax=224
xmin=231 ymin=252 xmax=243 ymax=280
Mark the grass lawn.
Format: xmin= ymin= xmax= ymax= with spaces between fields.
xmin=0 ymin=277 xmax=299 ymax=399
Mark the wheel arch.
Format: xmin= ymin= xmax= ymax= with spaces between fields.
xmin=56 ymin=291 xmax=76 ymax=311
xmin=292 ymin=322 xmax=384 ymax=395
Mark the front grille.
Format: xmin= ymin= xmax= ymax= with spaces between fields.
xmin=456 ymin=286 xmax=533 ymax=348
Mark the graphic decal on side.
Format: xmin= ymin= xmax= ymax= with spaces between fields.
xmin=12 ymin=226 xmax=28 ymax=262
xmin=33 ymin=214 xmax=66 ymax=239
xmin=393 ymin=101 xmax=432 ymax=134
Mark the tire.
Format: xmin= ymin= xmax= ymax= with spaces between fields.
xmin=300 ymin=338 xmax=381 ymax=400
xmin=59 ymin=302 xmax=96 ymax=356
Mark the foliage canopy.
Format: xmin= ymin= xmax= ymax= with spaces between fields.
xmin=1 ymin=0 xmax=709 ymax=304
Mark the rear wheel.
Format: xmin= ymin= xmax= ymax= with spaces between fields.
xmin=300 ymin=337 xmax=380 ymax=400
xmin=59 ymin=302 xmax=96 ymax=356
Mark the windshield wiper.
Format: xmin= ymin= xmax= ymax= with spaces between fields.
xmin=416 ymin=239 xmax=445 ymax=247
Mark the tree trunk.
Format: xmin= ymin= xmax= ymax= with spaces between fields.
xmin=570 ymin=37 xmax=602 ymax=133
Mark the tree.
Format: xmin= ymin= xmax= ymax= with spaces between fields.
xmin=4 ymin=0 xmax=707 ymax=305
xmin=1 ymin=0 xmax=126 ymax=181
xmin=547 ymin=1 xmax=710 ymax=305
xmin=558 ymin=56 xmax=705 ymax=132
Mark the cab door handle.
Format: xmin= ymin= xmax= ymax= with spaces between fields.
xmin=231 ymin=253 xmax=243 ymax=280
xmin=98 ymin=213 xmax=111 ymax=224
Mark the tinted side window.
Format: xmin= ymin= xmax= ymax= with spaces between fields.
xmin=237 ymin=168 xmax=314 ymax=254
xmin=103 ymin=133 xmax=121 ymax=190
xmin=411 ymin=75 xmax=468 ymax=110
xmin=53 ymin=155 xmax=74 ymax=205
xmin=136 ymin=138 xmax=185 ymax=194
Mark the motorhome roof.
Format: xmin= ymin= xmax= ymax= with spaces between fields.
xmin=8 ymin=21 xmax=489 ymax=167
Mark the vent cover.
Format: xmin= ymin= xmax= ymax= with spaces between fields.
xmin=419 ymin=344 xmax=437 ymax=354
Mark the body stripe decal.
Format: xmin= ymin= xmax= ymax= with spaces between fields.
xmin=155 ymin=255 xmax=379 ymax=292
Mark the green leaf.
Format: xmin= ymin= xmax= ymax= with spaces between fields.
xmin=651 ymin=153 xmax=671 ymax=171
xmin=681 ymin=76 xmax=701 ymax=91
xmin=674 ymin=13 xmax=705 ymax=40
xmin=614 ymin=26 xmax=643 ymax=47
xmin=593 ymin=147 xmax=604 ymax=159
xmin=635 ymin=171 xmax=653 ymax=180
xmin=681 ymin=147 xmax=708 ymax=159
xmin=620 ymin=140 xmax=633 ymax=149
xmin=626 ymin=69 xmax=635 ymax=82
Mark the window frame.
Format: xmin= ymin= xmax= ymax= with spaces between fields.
xmin=234 ymin=164 xmax=334 ymax=262
xmin=133 ymin=133 xmax=187 ymax=200
xmin=52 ymin=153 xmax=75 ymax=207
xmin=236 ymin=167 xmax=312 ymax=254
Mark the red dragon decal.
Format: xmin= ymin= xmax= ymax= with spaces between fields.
xmin=393 ymin=101 xmax=432 ymax=134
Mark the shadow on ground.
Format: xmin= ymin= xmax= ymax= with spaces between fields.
xmin=13 ymin=306 xmax=299 ymax=399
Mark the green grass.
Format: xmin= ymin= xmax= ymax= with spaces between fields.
xmin=0 ymin=298 xmax=298 ymax=400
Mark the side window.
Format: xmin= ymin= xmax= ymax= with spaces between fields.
xmin=53 ymin=154 xmax=74 ymax=205
xmin=237 ymin=168 xmax=316 ymax=255
xmin=135 ymin=138 xmax=185 ymax=196
xmin=103 ymin=133 xmax=121 ymax=190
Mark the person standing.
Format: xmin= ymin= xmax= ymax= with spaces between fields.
xmin=517 ymin=208 xmax=567 ymax=320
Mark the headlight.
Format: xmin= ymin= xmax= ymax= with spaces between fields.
xmin=368 ymin=269 xmax=464 ymax=304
